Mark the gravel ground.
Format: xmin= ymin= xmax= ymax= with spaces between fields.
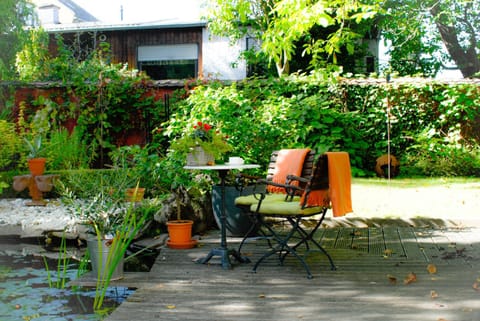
xmin=0 ymin=198 xmax=76 ymax=238
xmin=0 ymin=181 xmax=479 ymax=237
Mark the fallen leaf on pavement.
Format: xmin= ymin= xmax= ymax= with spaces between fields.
xmin=430 ymin=290 xmax=439 ymax=299
xmin=473 ymin=281 xmax=479 ymax=291
xmin=404 ymin=272 xmax=417 ymax=285
xmin=387 ymin=274 xmax=397 ymax=285
xmin=384 ymin=249 xmax=393 ymax=256
xmin=427 ymin=264 xmax=437 ymax=274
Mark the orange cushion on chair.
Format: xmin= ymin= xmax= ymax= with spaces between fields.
xmin=267 ymin=149 xmax=311 ymax=193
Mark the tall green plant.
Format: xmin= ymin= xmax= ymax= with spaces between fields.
xmin=91 ymin=186 xmax=149 ymax=313
xmin=47 ymin=128 xmax=91 ymax=170
xmin=43 ymin=230 xmax=70 ymax=289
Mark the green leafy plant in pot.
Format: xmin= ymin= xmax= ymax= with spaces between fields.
xmin=24 ymin=135 xmax=47 ymax=176
xmin=60 ymin=181 xmax=148 ymax=312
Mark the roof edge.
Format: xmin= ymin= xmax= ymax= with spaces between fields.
xmin=41 ymin=20 xmax=206 ymax=33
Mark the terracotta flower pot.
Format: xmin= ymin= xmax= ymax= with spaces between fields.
xmin=27 ymin=158 xmax=47 ymax=176
xmin=166 ymin=220 xmax=197 ymax=249
xmin=125 ymin=187 xmax=145 ymax=202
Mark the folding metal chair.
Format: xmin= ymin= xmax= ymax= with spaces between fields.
xmin=243 ymin=152 xmax=352 ymax=278
xmin=234 ymin=149 xmax=315 ymax=251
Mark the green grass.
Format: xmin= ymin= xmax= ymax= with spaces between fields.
xmin=352 ymin=177 xmax=480 ymax=188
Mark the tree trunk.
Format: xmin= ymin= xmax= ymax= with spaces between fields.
xmin=275 ymin=49 xmax=290 ymax=76
xmin=430 ymin=5 xmax=480 ymax=78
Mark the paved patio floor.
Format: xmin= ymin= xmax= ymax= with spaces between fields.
xmin=102 ymin=225 xmax=480 ymax=321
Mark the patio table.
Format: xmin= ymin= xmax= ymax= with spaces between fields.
xmin=184 ymin=163 xmax=260 ymax=269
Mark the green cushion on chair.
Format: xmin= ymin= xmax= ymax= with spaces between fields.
xmin=235 ymin=193 xmax=290 ymax=206
xmin=250 ymin=199 xmax=326 ymax=216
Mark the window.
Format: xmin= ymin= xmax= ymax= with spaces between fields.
xmin=138 ymin=44 xmax=198 ymax=80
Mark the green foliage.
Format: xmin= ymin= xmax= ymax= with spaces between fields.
xmin=205 ymin=0 xmax=378 ymax=76
xmin=23 ymin=135 xmax=43 ymax=159
xmin=14 ymin=39 xmax=167 ymax=167
xmin=0 ymin=0 xmax=34 ymax=79
xmin=403 ymin=134 xmax=480 ymax=177
xmin=379 ymin=0 xmax=480 ymax=77
xmin=164 ymin=75 xmax=480 ymax=177
xmin=46 ymin=128 xmax=91 ymax=170
xmin=91 ymin=198 xmax=150 ymax=313
xmin=56 ymin=169 xmax=136 ymax=201
xmin=15 ymin=28 xmax=52 ymax=81
xmin=0 ymin=174 xmax=8 ymax=195
xmin=170 ymin=121 xmax=232 ymax=159
xmin=0 ymin=120 xmax=21 ymax=170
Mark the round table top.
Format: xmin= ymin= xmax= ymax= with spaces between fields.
xmin=184 ymin=163 xmax=260 ymax=171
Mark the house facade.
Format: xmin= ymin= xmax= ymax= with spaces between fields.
xmin=32 ymin=0 xmax=247 ymax=81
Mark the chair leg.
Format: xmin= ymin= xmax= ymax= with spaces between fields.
xmin=252 ymin=218 xmax=314 ymax=279
xmin=284 ymin=209 xmax=336 ymax=270
xmin=253 ymin=210 xmax=336 ymax=278
xmin=237 ymin=213 xmax=274 ymax=255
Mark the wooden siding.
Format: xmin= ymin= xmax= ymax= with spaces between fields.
xmin=49 ymin=27 xmax=203 ymax=76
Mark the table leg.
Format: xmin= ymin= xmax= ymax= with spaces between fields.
xmin=196 ymin=169 xmax=249 ymax=269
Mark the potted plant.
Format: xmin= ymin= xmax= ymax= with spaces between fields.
xmin=170 ymin=121 xmax=232 ymax=165
xmin=58 ymin=169 xmax=152 ymax=311
xmin=165 ymin=185 xmax=197 ymax=249
xmin=61 ymin=189 xmax=128 ymax=280
xmin=58 ymin=169 xmax=149 ymax=284
xmin=155 ymin=157 xmax=215 ymax=249
xmin=24 ymin=135 xmax=47 ymax=176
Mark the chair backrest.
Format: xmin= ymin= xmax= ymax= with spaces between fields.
xmin=300 ymin=152 xmax=352 ymax=217
xmin=300 ymin=154 xmax=329 ymax=207
xmin=265 ymin=149 xmax=316 ymax=193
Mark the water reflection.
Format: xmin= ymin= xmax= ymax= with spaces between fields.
xmin=0 ymin=236 xmax=134 ymax=321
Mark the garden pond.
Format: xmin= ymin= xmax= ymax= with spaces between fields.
xmin=0 ymin=235 xmax=157 ymax=321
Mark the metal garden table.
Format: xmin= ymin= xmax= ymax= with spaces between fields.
xmin=184 ymin=163 xmax=260 ymax=269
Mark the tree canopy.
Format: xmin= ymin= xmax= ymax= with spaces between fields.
xmin=205 ymin=0 xmax=378 ymax=76
xmin=206 ymin=0 xmax=480 ymax=78
xmin=0 ymin=0 xmax=35 ymax=79
xmin=379 ymin=0 xmax=480 ymax=78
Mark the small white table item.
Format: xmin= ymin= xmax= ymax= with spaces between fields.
xmin=184 ymin=163 xmax=260 ymax=269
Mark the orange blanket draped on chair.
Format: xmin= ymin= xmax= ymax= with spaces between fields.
xmin=267 ymin=149 xmax=311 ymax=193
xmin=301 ymin=152 xmax=353 ymax=217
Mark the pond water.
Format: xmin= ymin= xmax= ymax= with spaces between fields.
xmin=0 ymin=236 xmax=137 ymax=321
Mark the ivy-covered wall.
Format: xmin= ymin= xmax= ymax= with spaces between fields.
xmin=0 ymin=80 xmax=182 ymax=168
xmin=2 ymin=76 xmax=479 ymax=177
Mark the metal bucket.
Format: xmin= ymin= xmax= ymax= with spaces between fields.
xmin=87 ymin=238 xmax=124 ymax=281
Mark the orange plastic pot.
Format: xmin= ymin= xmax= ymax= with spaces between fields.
xmin=27 ymin=158 xmax=47 ymax=176
xmin=166 ymin=220 xmax=197 ymax=249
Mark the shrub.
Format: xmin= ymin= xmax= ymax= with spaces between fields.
xmin=46 ymin=128 xmax=91 ymax=170
xmin=163 ymin=75 xmax=479 ymax=178
xmin=0 ymin=120 xmax=22 ymax=170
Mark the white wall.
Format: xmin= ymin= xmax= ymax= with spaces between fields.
xmin=202 ymin=29 xmax=247 ymax=81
